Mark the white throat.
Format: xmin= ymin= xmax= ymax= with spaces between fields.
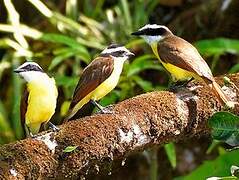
xmin=19 ymin=71 xmax=49 ymax=82
xmin=112 ymin=56 xmax=128 ymax=62
xmin=142 ymin=35 xmax=164 ymax=45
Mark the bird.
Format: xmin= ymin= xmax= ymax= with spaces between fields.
xmin=65 ymin=44 xmax=134 ymax=121
xmin=131 ymin=24 xmax=232 ymax=105
xmin=14 ymin=62 xmax=58 ymax=137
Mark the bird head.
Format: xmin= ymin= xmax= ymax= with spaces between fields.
xmin=100 ymin=44 xmax=135 ymax=61
xmin=131 ymin=24 xmax=172 ymax=45
xmin=14 ymin=62 xmax=45 ymax=82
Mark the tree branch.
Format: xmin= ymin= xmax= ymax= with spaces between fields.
xmin=0 ymin=73 xmax=239 ymax=179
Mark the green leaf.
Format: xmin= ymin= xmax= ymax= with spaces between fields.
xmin=206 ymin=176 xmax=238 ymax=180
xmin=176 ymin=150 xmax=239 ymax=180
xmin=208 ymin=112 xmax=239 ymax=146
xmin=49 ymin=49 xmax=90 ymax=71
xmin=63 ymin=145 xmax=78 ymax=153
xmin=10 ymin=59 xmax=24 ymax=139
xmin=206 ymin=140 xmax=221 ymax=154
xmin=120 ymin=0 xmax=132 ymax=31
xmin=195 ymin=38 xmax=239 ymax=56
xmin=40 ymin=33 xmax=90 ymax=59
xmin=229 ymin=64 xmax=239 ymax=74
xmin=48 ymin=51 xmax=74 ymax=70
xmin=164 ymin=143 xmax=177 ymax=169
xmin=127 ymin=54 xmax=163 ymax=77
xmin=55 ymin=75 xmax=79 ymax=88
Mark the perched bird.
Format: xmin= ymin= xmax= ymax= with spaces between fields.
xmin=14 ymin=62 xmax=58 ymax=137
xmin=131 ymin=24 xmax=231 ymax=105
xmin=65 ymin=44 xmax=134 ymax=121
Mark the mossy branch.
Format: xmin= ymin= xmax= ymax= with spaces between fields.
xmin=0 ymin=73 xmax=239 ymax=179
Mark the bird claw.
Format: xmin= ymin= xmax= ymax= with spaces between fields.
xmin=100 ymin=108 xmax=113 ymax=114
xmin=48 ymin=122 xmax=60 ymax=132
xmin=169 ymin=78 xmax=194 ymax=92
xmin=100 ymin=104 xmax=114 ymax=114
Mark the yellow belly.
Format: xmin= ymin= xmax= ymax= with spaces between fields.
xmin=161 ymin=62 xmax=199 ymax=82
xmin=69 ymin=60 xmax=124 ymax=118
xmin=151 ymin=43 xmax=200 ymax=82
xmin=26 ymin=79 xmax=58 ymax=134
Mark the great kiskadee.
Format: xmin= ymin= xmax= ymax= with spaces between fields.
xmin=14 ymin=62 xmax=58 ymax=137
xmin=65 ymin=44 xmax=134 ymax=121
xmin=131 ymin=24 xmax=231 ymax=105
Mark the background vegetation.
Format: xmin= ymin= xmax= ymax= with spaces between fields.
xmin=0 ymin=0 xmax=239 ymax=179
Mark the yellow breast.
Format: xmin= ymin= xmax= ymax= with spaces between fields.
xmin=68 ymin=59 xmax=125 ymax=119
xmin=26 ymin=78 xmax=58 ymax=130
xmin=91 ymin=59 xmax=124 ymax=100
xmin=151 ymin=43 xmax=200 ymax=82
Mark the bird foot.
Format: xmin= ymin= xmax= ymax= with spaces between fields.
xmin=169 ymin=78 xmax=194 ymax=92
xmin=29 ymin=133 xmax=39 ymax=139
xmin=48 ymin=122 xmax=60 ymax=132
xmin=100 ymin=108 xmax=114 ymax=114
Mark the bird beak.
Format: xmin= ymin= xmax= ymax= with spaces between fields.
xmin=131 ymin=30 xmax=143 ymax=36
xmin=13 ymin=68 xmax=22 ymax=73
xmin=127 ymin=52 xmax=135 ymax=58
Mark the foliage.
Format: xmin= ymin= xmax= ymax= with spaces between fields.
xmin=63 ymin=145 xmax=78 ymax=153
xmin=164 ymin=142 xmax=177 ymax=169
xmin=208 ymin=112 xmax=239 ymax=146
xmin=0 ymin=0 xmax=163 ymax=143
xmin=0 ymin=0 xmax=239 ymax=179
xmin=176 ymin=150 xmax=239 ymax=180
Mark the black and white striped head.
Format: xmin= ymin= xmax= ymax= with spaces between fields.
xmin=14 ymin=62 xmax=46 ymax=82
xmin=131 ymin=24 xmax=172 ymax=45
xmin=100 ymin=44 xmax=134 ymax=61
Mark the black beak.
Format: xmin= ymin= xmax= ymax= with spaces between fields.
xmin=131 ymin=30 xmax=144 ymax=36
xmin=127 ymin=52 xmax=135 ymax=58
xmin=13 ymin=69 xmax=22 ymax=73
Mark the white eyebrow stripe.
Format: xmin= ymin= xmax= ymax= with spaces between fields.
xmin=101 ymin=46 xmax=131 ymax=54
xmin=17 ymin=62 xmax=42 ymax=70
xmin=139 ymin=24 xmax=169 ymax=32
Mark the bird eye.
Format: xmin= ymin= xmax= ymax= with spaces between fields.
xmin=157 ymin=27 xmax=167 ymax=35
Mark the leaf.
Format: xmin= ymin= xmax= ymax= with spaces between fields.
xmin=49 ymin=49 xmax=90 ymax=71
xmin=11 ymin=59 xmax=24 ymax=139
xmin=164 ymin=143 xmax=177 ymax=169
xmin=229 ymin=64 xmax=239 ymax=74
xmin=55 ymin=75 xmax=79 ymax=88
xmin=195 ymin=38 xmax=239 ymax=56
xmin=206 ymin=176 xmax=238 ymax=180
xmin=60 ymin=101 xmax=71 ymax=117
xmin=40 ymin=33 xmax=90 ymax=58
xmin=176 ymin=150 xmax=239 ymax=180
xmin=48 ymin=51 xmax=75 ymax=70
xmin=127 ymin=54 xmax=163 ymax=77
xmin=63 ymin=145 xmax=78 ymax=153
xmin=208 ymin=112 xmax=239 ymax=146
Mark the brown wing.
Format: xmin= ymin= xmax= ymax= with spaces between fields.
xmin=158 ymin=35 xmax=213 ymax=81
xmin=69 ymin=56 xmax=114 ymax=110
xmin=20 ymin=87 xmax=29 ymax=136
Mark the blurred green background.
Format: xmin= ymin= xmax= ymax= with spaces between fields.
xmin=0 ymin=0 xmax=239 ymax=179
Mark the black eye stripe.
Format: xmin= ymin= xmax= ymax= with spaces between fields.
xmin=141 ymin=27 xmax=167 ymax=36
xmin=100 ymin=50 xmax=125 ymax=57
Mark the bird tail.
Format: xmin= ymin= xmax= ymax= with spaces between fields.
xmin=209 ymin=81 xmax=230 ymax=104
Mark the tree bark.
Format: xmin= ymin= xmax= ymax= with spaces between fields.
xmin=0 ymin=73 xmax=239 ymax=180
